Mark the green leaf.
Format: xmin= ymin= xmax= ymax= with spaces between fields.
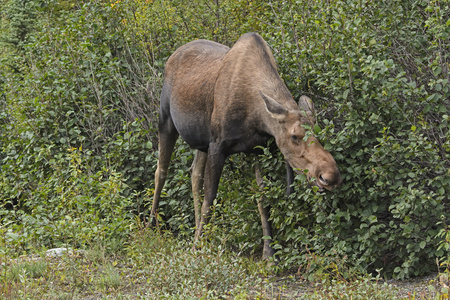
xmin=6 ymin=232 xmax=19 ymax=241
xmin=314 ymin=124 xmax=321 ymax=134
xmin=419 ymin=241 xmax=426 ymax=249
xmin=433 ymin=66 xmax=442 ymax=77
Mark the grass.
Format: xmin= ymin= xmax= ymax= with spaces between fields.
xmin=0 ymin=229 xmax=448 ymax=299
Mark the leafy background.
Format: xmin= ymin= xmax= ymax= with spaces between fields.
xmin=0 ymin=0 xmax=448 ymax=279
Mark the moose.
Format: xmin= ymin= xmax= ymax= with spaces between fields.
xmin=151 ymin=32 xmax=341 ymax=258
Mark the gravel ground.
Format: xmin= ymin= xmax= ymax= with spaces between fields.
xmin=386 ymin=273 xmax=448 ymax=299
xmin=386 ymin=274 xmax=435 ymax=298
xmin=252 ymin=273 xmax=449 ymax=299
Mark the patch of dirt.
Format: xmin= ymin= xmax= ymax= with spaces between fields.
xmin=386 ymin=274 xmax=448 ymax=299
xmin=252 ymin=273 xmax=449 ymax=299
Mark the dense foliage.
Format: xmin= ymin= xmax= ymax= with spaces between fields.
xmin=1 ymin=0 xmax=448 ymax=279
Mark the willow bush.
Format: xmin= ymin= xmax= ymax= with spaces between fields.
xmin=257 ymin=0 xmax=449 ymax=278
xmin=1 ymin=0 xmax=448 ymax=278
xmin=0 ymin=0 xmax=157 ymax=253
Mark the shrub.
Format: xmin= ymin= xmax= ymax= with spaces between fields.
xmin=257 ymin=0 xmax=450 ymax=278
xmin=0 ymin=0 xmax=158 ymax=252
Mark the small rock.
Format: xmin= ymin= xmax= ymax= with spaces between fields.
xmin=46 ymin=247 xmax=70 ymax=257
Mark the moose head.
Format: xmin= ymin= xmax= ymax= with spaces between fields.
xmin=261 ymin=92 xmax=342 ymax=191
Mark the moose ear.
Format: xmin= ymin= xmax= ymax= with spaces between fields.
xmin=260 ymin=91 xmax=288 ymax=121
xmin=298 ymin=95 xmax=316 ymax=123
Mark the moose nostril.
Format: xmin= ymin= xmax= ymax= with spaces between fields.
xmin=319 ymin=174 xmax=329 ymax=185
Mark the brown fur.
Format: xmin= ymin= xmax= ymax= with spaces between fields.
xmin=151 ymin=33 xmax=341 ymax=258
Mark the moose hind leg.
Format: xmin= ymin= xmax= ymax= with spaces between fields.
xmin=150 ymin=121 xmax=179 ymax=225
xmin=195 ymin=145 xmax=226 ymax=240
xmin=191 ymin=150 xmax=207 ymax=229
xmin=254 ymin=163 xmax=276 ymax=259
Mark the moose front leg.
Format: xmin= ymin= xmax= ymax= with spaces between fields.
xmin=191 ymin=150 xmax=207 ymax=229
xmin=286 ymin=162 xmax=295 ymax=196
xmin=254 ymin=163 xmax=276 ymax=259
